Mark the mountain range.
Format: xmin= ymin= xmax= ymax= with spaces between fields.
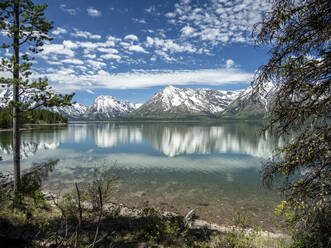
xmin=129 ymin=82 xmax=275 ymax=120
xmin=0 ymin=82 xmax=275 ymax=120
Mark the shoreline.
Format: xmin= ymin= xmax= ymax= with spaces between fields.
xmin=1 ymin=170 xmax=288 ymax=239
xmin=0 ymin=120 xmax=264 ymax=131
xmin=0 ymin=122 xmax=67 ymax=132
xmin=68 ymin=119 xmax=265 ymax=124
xmin=42 ymin=190 xmax=289 ymax=240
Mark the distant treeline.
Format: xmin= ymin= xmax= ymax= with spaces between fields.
xmin=0 ymin=108 xmax=67 ymax=128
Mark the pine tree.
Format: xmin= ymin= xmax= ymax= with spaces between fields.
xmin=253 ymin=0 xmax=330 ymax=246
xmin=0 ymin=0 xmax=74 ymax=192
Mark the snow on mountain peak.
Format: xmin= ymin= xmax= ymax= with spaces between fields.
xmin=93 ymin=95 xmax=137 ymax=110
xmin=138 ymin=85 xmax=249 ymax=115
xmin=84 ymin=95 xmax=138 ymax=119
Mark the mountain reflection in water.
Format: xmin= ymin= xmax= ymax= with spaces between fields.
xmin=0 ymin=122 xmax=283 ymax=162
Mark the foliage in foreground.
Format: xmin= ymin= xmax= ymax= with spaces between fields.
xmin=253 ymin=0 xmax=330 ymax=247
xmin=0 ymin=166 xmax=291 ymax=248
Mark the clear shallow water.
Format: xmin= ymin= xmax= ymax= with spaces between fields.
xmin=0 ymin=122 xmax=285 ymax=231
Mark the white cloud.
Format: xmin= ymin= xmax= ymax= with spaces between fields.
xmin=71 ymin=29 xmax=101 ymax=40
xmin=1 ymin=48 xmax=11 ymax=57
xmin=97 ymin=46 xmax=121 ymax=61
xmin=86 ymin=89 xmax=95 ymax=94
xmin=79 ymin=42 xmax=100 ymax=51
xmin=91 ymin=34 xmax=102 ymax=40
xmin=104 ymin=40 xmax=115 ymax=47
xmin=226 ymin=59 xmax=234 ymax=69
xmin=47 ymin=61 xmax=62 ymax=65
xmin=100 ymin=54 xmax=121 ymax=61
xmin=97 ymin=48 xmax=119 ymax=54
xmin=106 ymin=35 xmax=121 ymax=42
xmin=61 ymin=59 xmax=84 ymax=65
xmin=52 ymin=27 xmax=67 ymax=36
xmin=124 ymin=34 xmax=138 ymax=41
xmin=96 ymin=68 xmax=253 ymax=89
xmin=86 ymin=60 xmax=106 ymax=69
xmin=34 ymin=68 xmax=253 ymax=92
xmin=181 ymin=26 xmax=195 ymax=37
xmin=133 ymin=18 xmax=146 ymax=24
xmin=56 ymin=67 xmax=76 ymax=75
xmin=60 ymin=4 xmax=78 ymax=15
xmin=83 ymin=54 xmax=97 ymax=59
xmin=75 ymin=66 xmax=88 ymax=72
xmin=60 ymin=38 xmax=118 ymax=54
xmin=87 ymin=7 xmax=101 ymax=17
xmin=146 ymin=36 xmax=154 ymax=47
xmin=63 ymin=40 xmax=78 ymax=49
xmin=146 ymin=37 xmax=196 ymax=54
xmin=165 ymin=12 xmax=176 ymax=18
xmin=128 ymin=45 xmax=148 ymax=53
xmin=120 ymin=42 xmax=130 ymax=48
xmin=46 ymin=68 xmax=56 ymax=73
xmin=41 ymin=44 xmax=75 ymax=57
xmin=145 ymin=5 xmax=156 ymax=14
xmin=155 ymin=50 xmax=176 ymax=62
xmin=166 ymin=0 xmax=271 ymax=45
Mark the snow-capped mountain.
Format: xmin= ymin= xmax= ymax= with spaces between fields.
xmin=84 ymin=95 xmax=138 ymax=120
xmin=51 ymin=96 xmax=138 ymax=120
xmin=0 ymin=88 xmax=138 ymax=120
xmin=0 ymin=88 xmax=35 ymax=107
xmin=131 ymin=85 xmax=245 ymax=117
xmin=1 ymin=83 xmax=276 ymax=120
xmin=0 ymin=88 xmax=88 ymax=119
xmin=50 ymin=103 xmax=88 ymax=120
xmin=221 ymin=82 xmax=277 ymax=119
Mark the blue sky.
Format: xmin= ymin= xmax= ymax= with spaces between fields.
xmin=1 ymin=0 xmax=272 ymax=105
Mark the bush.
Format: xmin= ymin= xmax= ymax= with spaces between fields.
xmin=210 ymin=212 xmax=261 ymax=248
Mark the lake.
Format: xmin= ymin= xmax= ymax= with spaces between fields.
xmin=0 ymin=121 xmax=285 ymax=232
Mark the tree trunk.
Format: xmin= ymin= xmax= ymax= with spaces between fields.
xmin=13 ymin=0 xmax=21 ymax=192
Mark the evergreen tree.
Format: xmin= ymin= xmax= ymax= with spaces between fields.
xmin=0 ymin=0 xmax=74 ymax=192
xmin=253 ymin=0 xmax=330 ymax=246
xmin=0 ymin=108 xmax=68 ymax=128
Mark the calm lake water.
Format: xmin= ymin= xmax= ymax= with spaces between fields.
xmin=0 ymin=122 xmax=285 ymax=231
